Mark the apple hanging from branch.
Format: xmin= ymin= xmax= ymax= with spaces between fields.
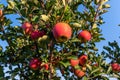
xmin=21 ymin=22 xmax=33 ymax=35
xmin=78 ymin=30 xmax=91 ymax=42
xmin=52 ymin=22 xmax=72 ymax=42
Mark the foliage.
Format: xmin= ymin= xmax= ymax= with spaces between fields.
xmin=0 ymin=0 xmax=114 ymax=80
xmin=102 ymin=41 xmax=120 ymax=79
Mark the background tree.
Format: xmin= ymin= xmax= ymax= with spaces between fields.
xmin=0 ymin=0 xmax=114 ymax=80
xmin=102 ymin=40 xmax=120 ymax=79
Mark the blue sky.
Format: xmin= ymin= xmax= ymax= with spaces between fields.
xmin=96 ymin=0 xmax=120 ymax=52
xmin=0 ymin=0 xmax=120 ymax=80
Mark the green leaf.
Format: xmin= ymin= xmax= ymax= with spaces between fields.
xmin=59 ymin=61 xmax=70 ymax=68
xmin=90 ymin=68 xmax=100 ymax=75
xmin=86 ymin=64 xmax=92 ymax=71
xmin=0 ymin=4 xmax=4 ymax=8
xmin=0 ymin=66 xmax=4 ymax=77
xmin=107 ymin=65 xmax=112 ymax=74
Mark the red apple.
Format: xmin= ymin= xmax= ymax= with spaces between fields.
xmin=43 ymin=63 xmax=49 ymax=70
xmin=74 ymin=69 xmax=85 ymax=78
xmin=39 ymin=30 xmax=46 ymax=37
xmin=21 ymin=22 xmax=33 ymax=35
xmin=29 ymin=58 xmax=41 ymax=70
xmin=30 ymin=30 xmax=46 ymax=40
xmin=0 ymin=9 xmax=3 ymax=17
xmin=52 ymin=22 xmax=72 ymax=42
xmin=79 ymin=55 xmax=88 ymax=66
xmin=117 ymin=66 xmax=120 ymax=72
xmin=78 ymin=30 xmax=91 ymax=42
xmin=30 ymin=30 xmax=40 ymax=40
xmin=70 ymin=59 xmax=79 ymax=67
xmin=111 ymin=63 xmax=119 ymax=71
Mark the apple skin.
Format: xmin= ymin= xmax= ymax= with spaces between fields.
xmin=30 ymin=30 xmax=40 ymax=40
xmin=30 ymin=30 xmax=46 ymax=40
xmin=111 ymin=63 xmax=119 ymax=71
xmin=0 ymin=9 xmax=3 ymax=17
xmin=78 ymin=30 xmax=91 ymax=42
xmin=52 ymin=22 xmax=72 ymax=42
xmin=21 ymin=22 xmax=33 ymax=35
xmin=43 ymin=63 xmax=49 ymax=70
xmin=74 ymin=69 xmax=85 ymax=78
xmin=79 ymin=55 xmax=88 ymax=66
xmin=29 ymin=58 xmax=41 ymax=70
xmin=70 ymin=59 xmax=79 ymax=67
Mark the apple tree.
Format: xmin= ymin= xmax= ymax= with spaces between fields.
xmin=0 ymin=0 xmax=113 ymax=80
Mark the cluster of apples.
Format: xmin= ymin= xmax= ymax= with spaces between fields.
xmin=52 ymin=22 xmax=91 ymax=42
xmin=22 ymin=22 xmax=91 ymax=73
xmin=70 ymin=55 xmax=88 ymax=78
xmin=29 ymin=58 xmax=49 ymax=70
xmin=22 ymin=22 xmax=91 ymax=42
xmin=21 ymin=22 xmax=45 ymax=40
xmin=111 ymin=63 xmax=120 ymax=72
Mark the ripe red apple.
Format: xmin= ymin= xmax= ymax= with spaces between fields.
xmin=117 ymin=66 xmax=120 ymax=72
xmin=39 ymin=30 xmax=46 ymax=37
xmin=79 ymin=55 xmax=88 ymax=66
xmin=30 ymin=30 xmax=40 ymax=40
xmin=74 ymin=69 xmax=85 ymax=78
xmin=0 ymin=9 xmax=3 ymax=17
xmin=78 ymin=30 xmax=91 ymax=42
xmin=21 ymin=22 xmax=33 ymax=35
xmin=43 ymin=63 xmax=49 ymax=70
xmin=30 ymin=30 xmax=46 ymax=40
xmin=70 ymin=59 xmax=79 ymax=67
xmin=29 ymin=58 xmax=41 ymax=70
xmin=111 ymin=63 xmax=119 ymax=71
xmin=52 ymin=22 xmax=72 ymax=42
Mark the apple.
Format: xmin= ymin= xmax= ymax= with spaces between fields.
xmin=78 ymin=30 xmax=91 ymax=42
xmin=74 ymin=69 xmax=85 ymax=78
xmin=117 ymin=66 xmax=120 ymax=72
xmin=30 ymin=30 xmax=40 ymax=40
xmin=21 ymin=22 xmax=33 ymax=35
xmin=79 ymin=55 xmax=88 ymax=66
xmin=70 ymin=59 xmax=79 ymax=67
xmin=39 ymin=30 xmax=46 ymax=37
xmin=30 ymin=30 xmax=46 ymax=40
xmin=52 ymin=22 xmax=72 ymax=42
xmin=43 ymin=63 xmax=49 ymax=70
xmin=111 ymin=63 xmax=119 ymax=71
xmin=0 ymin=9 xmax=3 ymax=17
xmin=29 ymin=58 xmax=41 ymax=70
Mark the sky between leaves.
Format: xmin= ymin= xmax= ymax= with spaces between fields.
xmin=0 ymin=0 xmax=120 ymax=80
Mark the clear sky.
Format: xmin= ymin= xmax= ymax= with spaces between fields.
xmin=96 ymin=0 xmax=120 ymax=52
xmin=0 ymin=0 xmax=120 ymax=80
